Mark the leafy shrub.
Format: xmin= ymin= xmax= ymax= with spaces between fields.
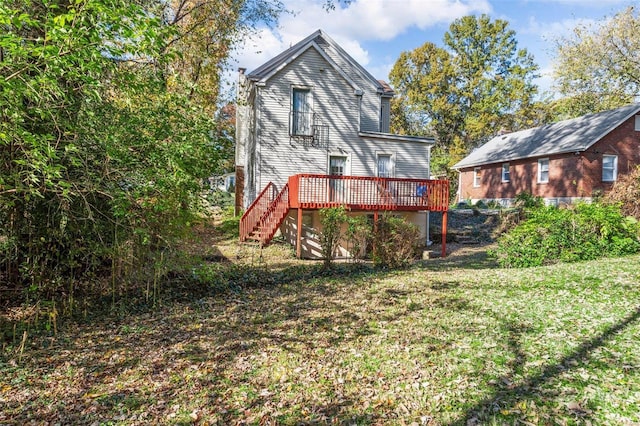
xmin=493 ymin=202 xmax=640 ymax=267
xmin=514 ymin=191 xmax=544 ymax=209
xmin=344 ymin=215 xmax=372 ymax=262
xmin=604 ymin=165 xmax=640 ymax=221
xmin=372 ymin=215 xmax=421 ymax=268
xmin=319 ymin=207 xmax=349 ymax=268
xmin=474 ymin=200 xmax=487 ymax=209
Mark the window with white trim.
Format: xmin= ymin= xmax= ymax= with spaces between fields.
xmin=635 ymin=115 xmax=640 ymax=131
xmin=473 ymin=167 xmax=481 ymax=187
xmin=290 ymin=87 xmax=312 ymax=136
xmin=502 ymin=163 xmax=510 ymax=182
xmin=376 ymin=153 xmax=393 ymax=178
xmin=602 ymin=155 xmax=618 ymax=182
xmin=538 ymin=158 xmax=549 ymax=183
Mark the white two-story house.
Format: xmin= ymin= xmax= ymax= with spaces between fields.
xmin=235 ymin=30 xmax=449 ymax=258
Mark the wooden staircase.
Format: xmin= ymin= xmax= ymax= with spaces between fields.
xmin=239 ymin=183 xmax=290 ymax=246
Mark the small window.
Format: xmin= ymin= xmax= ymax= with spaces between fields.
xmin=635 ymin=115 xmax=640 ymax=131
xmin=377 ymin=154 xmax=393 ymax=178
xmin=538 ymin=158 xmax=549 ymax=183
xmin=291 ymin=88 xmax=312 ymax=136
xmin=473 ymin=167 xmax=481 ymax=187
xmin=602 ymin=155 xmax=618 ymax=182
xmin=502 ymin=163 xmax=510 ymax=182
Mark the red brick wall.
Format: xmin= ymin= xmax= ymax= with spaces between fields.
xmin=458 ymin=115 xmax=640 ymax=202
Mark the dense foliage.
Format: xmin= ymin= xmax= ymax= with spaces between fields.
xmin=371 ymin=214 xmax=421 ymax=269
xmin=0 ymin=0 xmax=226 ymax=299
xmin=493 ymin=203 xmax=640 ymax=267
xmin=552 ymin=6 xmax=640 ymax=117
xmin=604 ymin=165 xmax=640 ymax=222
xmin=389 ymin=14 xmax=540 ymax=174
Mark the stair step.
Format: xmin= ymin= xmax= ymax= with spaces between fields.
xmin=456 ymin=236 xmax=480 ymax=244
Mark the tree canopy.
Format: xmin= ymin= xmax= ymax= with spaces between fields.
xmin=389 ymin=14 xmax=539 ymax=172
xmin=0 ymin=0 xmax=300 ymax=294
xmin=552 ymin=6 xmax=640 ymax=118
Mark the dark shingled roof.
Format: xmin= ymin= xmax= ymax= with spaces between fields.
xmin=453 ymin=103 xmax=640 ymax=169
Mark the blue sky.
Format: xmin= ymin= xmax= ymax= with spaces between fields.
xmin=229 ymin=0 xmax=635 ymax=98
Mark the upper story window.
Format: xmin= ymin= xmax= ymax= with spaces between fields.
xmin=538 ymin=158 xmax=549 ymax=183
xmin=602 ymin=154 xmax=618 ymax=182
xmin=635 ymin=115 xmax=640 ymax=131
xmin=291 ymin=87 xmax=312 ymax=136
xmin=473 ymin=167 xmax=481 ymax=187
xmin=377 ymin=153 xmax=393 ymax=178
xmin=502 ymin=163 xmax=510 ymax=182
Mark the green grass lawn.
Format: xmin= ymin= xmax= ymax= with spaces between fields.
xmin=1 ymin=243 xmax=639 ymax=425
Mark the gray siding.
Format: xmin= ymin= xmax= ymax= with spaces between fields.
xmin=315 ymin=37 xmax=381 ymax=133
xmin=255 ymin=47 xmax=360 ymax=193
xmin=237 ymin=33 xmax=433 ymax=207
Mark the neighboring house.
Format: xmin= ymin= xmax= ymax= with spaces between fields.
xmin=208 ymin=172 xmax=235 ymax=192
xmin=453 ymin=103 xmax=640 ymax=206
xmin=235 ymin=29 xmax=449 ymax=258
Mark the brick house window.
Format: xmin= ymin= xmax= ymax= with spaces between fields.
xmin=473 ymin=167 xmax=481 ymax=187
xmin=602 ymin=155 xmax=618 ymax=182
xmin=635 ymin=115 xmax=640 ymax=131
xmin=538 ymin=158 xmax=549 ymax=183
xmin=502 ymin=163 xmax=510 ymax=182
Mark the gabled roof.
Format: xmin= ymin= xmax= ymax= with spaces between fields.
xmin=247 ymin=29 xmax=390 ymax=95
xmin=452 ymin=103 xmax=640 ymax=170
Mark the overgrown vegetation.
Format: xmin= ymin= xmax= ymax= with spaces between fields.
xmin=493 ymin=202 xmax=640 ymax=267
xmin=372 ymin=214 xmax=422 ymax=268
xmin=0 ymin=0 xmax=293 ymax=315
xmin=318 ymin=208 xmax=421 ymax=268
xmin=604 ymin=165 xmax=640 ymax=221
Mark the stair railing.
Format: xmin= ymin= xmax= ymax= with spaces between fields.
xmin=239 ymin=182 xmax=277 ymax=242
xmin=256 ymin=183 xmax=290 ymax=245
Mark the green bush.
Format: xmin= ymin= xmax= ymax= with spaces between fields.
xmin=493 ymin=202 xmax=640 ymax=267
xmin=344 ymin=215 xmax=372 ymax=262
xmin=372 ymin=215 xmax=421 ymax=268
xmin=319 ymin=206 xmax=349 ymax=268
xmin=514 ymin=191 xmax=544 ymax=209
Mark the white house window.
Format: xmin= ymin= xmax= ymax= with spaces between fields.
xmin=291 ymin=88 xmax=312 ymax=136
xmin=538 ymin=158 xmax=549 ymax=183
xmin=602 ymin=155 xmax=618 ymax=182
xmin=377 ymin=154 xmax=393 ymax=178
xmin=473 ymin=167 xmax=481 ymax=187
xmin=502 ymin=163 xmax=510 ymax=182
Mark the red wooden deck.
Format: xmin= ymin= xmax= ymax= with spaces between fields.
xmin=240 ymin=174 xmax=450 ymax=257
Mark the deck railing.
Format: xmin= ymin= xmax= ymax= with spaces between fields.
xmin=288 ymin=174 xmax=449 ymax=212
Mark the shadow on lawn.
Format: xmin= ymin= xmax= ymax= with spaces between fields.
xmin=423 ymin=243 xmax=499 ymax=271
xmin=451 ymin=305 xmax=640 ymax=425
xmin=1 ymin=261 xmax=406 ymax=424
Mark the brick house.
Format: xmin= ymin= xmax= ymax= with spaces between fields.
xmin=452 ymin=103 xmax=640 ymax=206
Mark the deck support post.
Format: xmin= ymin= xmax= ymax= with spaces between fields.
xmin=441 ymin=210 xmax=447 ymax=258
xmin=296 ymin=208 xmax=302 ymax=258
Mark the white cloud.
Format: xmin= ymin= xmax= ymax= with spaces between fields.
xmin=523 ymin=15 xmax=600 ymax=40
xmin=231 ymin=0 xmax=492 ymax=72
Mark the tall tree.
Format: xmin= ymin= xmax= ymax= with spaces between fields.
xmin=390 ymin=14 xmax=539 ymax=172
xmin=553 ymin=6 xmax=640 ymax=117
xmin=147 ymin=0 xmax=286 ymax=112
